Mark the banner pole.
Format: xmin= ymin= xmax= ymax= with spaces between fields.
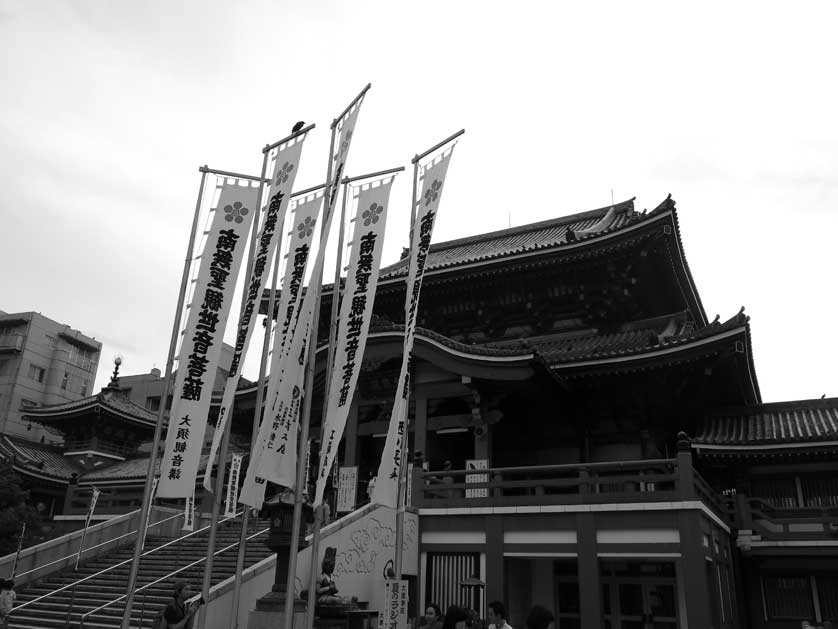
xmin=283 ymin=121 xmax=338 ymax=629
xmin=229 ymin=147 xmax=278 ymax=628
xmin=394 ymin=157 xmax=419 ymax=581
xmin=196 ymin=154 xmax=270 ymax=629
xmin=10 ymin=522 xmax=26 ymax=579
xmin=121 ymin=167 xmax=209 ymax=629
xmin=303 ymin=175 xmax=351 ymax=629
xmin=74 ymin=487 xmax=99 ymax=571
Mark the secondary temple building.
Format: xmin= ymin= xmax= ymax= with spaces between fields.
xmin=3 ymin=195 xmax=837 ymax=629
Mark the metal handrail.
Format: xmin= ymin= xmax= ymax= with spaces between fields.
xmin=419 ymin=458 xmax=678 ymax=477
xmin=10 ymin=509 xmax=210 ymax=613
xmin=80 ymin=520 xmax=269 ymax=627
xmin=13 ymin=511 xmax=182 ymax=581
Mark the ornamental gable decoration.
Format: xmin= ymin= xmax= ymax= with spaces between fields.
xmin=157 ymin=179 xmax=258 ymax=499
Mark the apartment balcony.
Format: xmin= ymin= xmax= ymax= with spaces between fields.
xmin=0 ymin=333 xmax=24 ymax=353
xmin=412 ymin=449 xmax=729 ymax=521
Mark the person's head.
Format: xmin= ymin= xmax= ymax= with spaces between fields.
xmin=424 ymin=603 xmax=442 ymax=625
xmin=0 ymin=579 xmax=12 ymax=591
xmin=172 ymin=580 xmax=192 ymax=602
xmin=525 ymin=605 xmax=554 ymax=629
xmin=487 ymin=601 xmax=507 ymax=626
xmin=443 ymin=605 xmax=470 ymax=629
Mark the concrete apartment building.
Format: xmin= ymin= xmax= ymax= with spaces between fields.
xmin=0 ymin=310 xmax=102 ymax=442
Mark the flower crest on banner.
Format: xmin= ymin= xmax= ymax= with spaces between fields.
xmin=363 ymin=202 xmax=384 ymax=226
xmin=224 ymin=201 xmax=250 ymax=223
xmin=298 ymin=216 xmax=317 ymax=238
xmin=276 ymin=161 xmax=295 ymax=185
xmin=424 ymin=179 xmax=442 ymax=205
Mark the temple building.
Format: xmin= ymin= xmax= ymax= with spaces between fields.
xmin=4 ymin=195 xmax=836 ymax=628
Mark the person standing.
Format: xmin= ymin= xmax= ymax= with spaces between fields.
xmin=487 ymin=601 xmax=512 ymax=629
xmin=162 ymin=580 xmax=201 ymax=629
xmin=0 ymin=579 xmax=16 ymax=629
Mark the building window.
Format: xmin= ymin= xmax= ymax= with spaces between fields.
xmin=27 ymin=364 xmax=46 ymax=383
xmin=80 ymin=380 xmax=88 ymax=396
xmin=61 ymin=372 xmax=69 ymax=390
xmin=0 ymin=359 xmax=11 ymax=377
xmin=762 ymin=576 xmax=814 ymax=620
xmin=45 ymin=334 xmax=58 ymax=348
xmin=146 ymin=396 xmax=161 ymax=412
xmin=67 ymin=345 xmax=96 ymax=372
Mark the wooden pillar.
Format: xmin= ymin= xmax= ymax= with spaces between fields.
xmin=414 ymin=394 xmax=428 ymax=463
xmin=576 ymin=512 xmax=601 ymax=629
xmin=485 ymin=516 xmax=504 ymax=616
xmin=677 ymin=510 xmax=712 ymax=629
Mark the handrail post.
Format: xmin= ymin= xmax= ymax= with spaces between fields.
xmin=676 ymin=432 xmax=696 ymax=500
xmin=735 ymin=478 xmax=753 ymax=530
xmin=579 ymin=467 xmax=590 ymax=496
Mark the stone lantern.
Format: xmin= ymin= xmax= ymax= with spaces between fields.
xmin=249 ymin=489 xmax=313 ymax=629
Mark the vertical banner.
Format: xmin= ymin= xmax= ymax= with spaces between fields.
xmin=74 ymin=487 xmax=100 ymax=570
xmin=157 ymin=179 xmax=258 ymax=498
xmin=465 ymin=459 xmax=488 ymax=498
xmin=378 ymin=580 xmax=409 ymax=629
xmin=337 ymin=466 xmax=358 ymax=513
xmin=373 ymin=149 xmax=455 ymax=508
xmin=183 ymin=494 xmax=196 ymax=532
xmin=224 ymin=454 xmax=243 ymax=517
xmin=238 ymin=192 xmax=324 ymax=508
xmin=314 ymin=176 xmax=395 ymax=505
xmin=245 ymin=97 xmax=366 ymax=505
xmin=204 ymin=134 xmax=309 ymax=491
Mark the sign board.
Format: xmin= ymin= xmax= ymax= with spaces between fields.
xmin=378 ymin=579 xmax=408 ymax=629
xmin=337 ymin=466 xmax=358 ymax=513
xmin=465 ymin=459 xmax=488 ymax=498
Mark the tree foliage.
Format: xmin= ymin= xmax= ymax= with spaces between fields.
xmin=0 ymin=461 xmax=43 ymax=556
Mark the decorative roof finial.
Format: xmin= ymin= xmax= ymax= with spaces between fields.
xmin=108 ymin=355 xmax=123 ymax=389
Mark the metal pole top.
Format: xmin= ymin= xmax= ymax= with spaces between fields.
xmin=263 ymin=123 xmax=317 ymax=154
xmin=412 ymin=129 xmax=466 ymax=164
xmin=341 ymin=165 xmax=405 ymax=185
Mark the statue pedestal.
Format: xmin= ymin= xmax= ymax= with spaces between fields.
xmin=247 ymin=591 xmax=307 ymax=629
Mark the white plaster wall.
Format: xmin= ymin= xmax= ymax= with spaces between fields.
xmin=295 ymin=505 xmax=419 ymax=613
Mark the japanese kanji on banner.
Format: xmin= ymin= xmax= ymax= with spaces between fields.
xmin=224 ymin=454 xmax=243 ymax=517
xmin=242 ymin=94 xmax=366 ymax=507
xmin=314 ymin=176 xmax=395 ymax=506
xmin=377 ymin=580 xmax=408 ymax=629
xmin=337 ymin=466 xmax=358 ymax=513
xmin=204 ymin=134 xmax=309 ymax=492
xmin=373 ymin=149 xmax=455 ymax=509
xmin=183 ymin=493 xmax=196 ymax=532
xmin=157 ymin=179 xmax=258 ymax=498
xmin=238 ymin=192 xmax=323 ymax=508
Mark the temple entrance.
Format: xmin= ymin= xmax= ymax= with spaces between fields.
xmin=601 ymin=561 xmax=679 ymax=629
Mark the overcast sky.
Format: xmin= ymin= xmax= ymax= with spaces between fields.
xmin=1 ymin=1 xmax=835 ymax=404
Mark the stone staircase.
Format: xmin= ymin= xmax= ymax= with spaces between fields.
xmin=8 ymin=517 xmax=272 ymax=629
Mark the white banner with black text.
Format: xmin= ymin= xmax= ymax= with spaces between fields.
xmin=314 ymin=176 xmax=395 ymax=506
xmin=158 ymin=179 xmax=258 ymax=498
xmin=373 ymin=149 xmax=455 ymax=508
xmin=204 ymin=135 xmax=308 ymax=491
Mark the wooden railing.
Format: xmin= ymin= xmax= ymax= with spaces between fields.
xmin=413 ymin=457 xmax=727 ymax=516
xmin=746 ymin=497 xmax=838 ymax=540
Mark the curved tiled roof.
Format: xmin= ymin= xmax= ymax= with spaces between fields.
xmin=512 ymin=310 xmax=750 ymax=367
xmin=23 ymin=388 xmax=157 ymax=428
xmin=378 ymin=198 xmax=640 ymax=280
xmin=0 ymin=436 xmax=79 ymax=481
xmin=363 ymin=322 xmax=533 ymax=359
xmin=694 ymin=398 xmax=838 ymax=447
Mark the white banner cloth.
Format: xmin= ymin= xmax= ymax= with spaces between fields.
xmin=158 ymin=180 xmax=258 ymax=498
xmin=373 ymin=150 xmax=454 ymax=508
xmin=314 ymin=177 xmax=394 ymax=506
xmin=203 ymin=136 xmax=307 ymax=491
